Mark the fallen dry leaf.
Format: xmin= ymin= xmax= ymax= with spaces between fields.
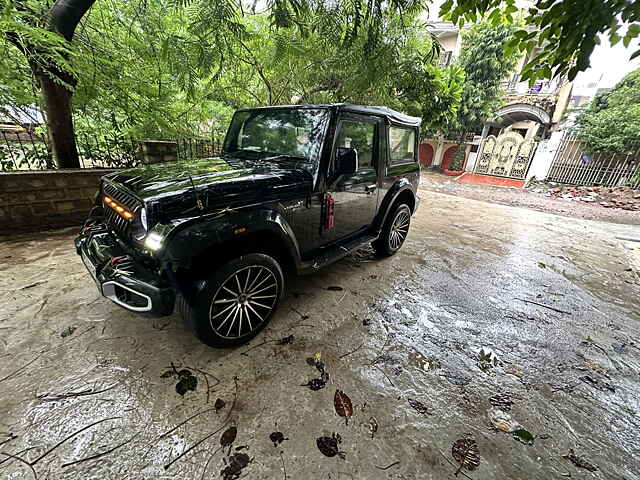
xmin=452 ymin=438 xmax=480 ymax=474
xmin=334 ymin=390 xmax=354 ymax=423
xmin=220 ymin=426 xmax=237 ymax=447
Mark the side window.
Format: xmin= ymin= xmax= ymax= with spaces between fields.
xmin=336 ymin=121 xmax=375 ymax=169
xmin=389 ymin=127 xmax=416 ymax=164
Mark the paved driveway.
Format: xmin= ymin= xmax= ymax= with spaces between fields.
xmin=1 ymin=189 xmax=639 ymax=479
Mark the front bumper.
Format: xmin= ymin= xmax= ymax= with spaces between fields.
xmin=75 ymin=225 xmax=175 ymax=316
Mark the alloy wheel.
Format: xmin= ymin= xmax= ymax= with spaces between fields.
xmin=208 ymin=265 xmax=279 ymax=339
xmin=388 ymin=208 xmax=410 ymax=251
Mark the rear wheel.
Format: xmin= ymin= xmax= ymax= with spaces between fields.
xmin=373 ymin=203 xmax=411 ymax=257
xmin=178 ymin=253 xmax=284 ymax=347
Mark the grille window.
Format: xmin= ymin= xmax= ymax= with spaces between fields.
xmin=102 ymin=183 xmax=141 ymax=240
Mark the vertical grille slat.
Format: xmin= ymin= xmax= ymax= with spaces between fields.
xmin=102 ymin=183 xmax=141 ymax=240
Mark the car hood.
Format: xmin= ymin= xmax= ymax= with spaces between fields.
xmin=103 ymin=156 xmax=313 ymax=211
xmin=104 ymin=157 xmax=313 ymax=218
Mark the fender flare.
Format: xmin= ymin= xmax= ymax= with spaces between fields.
xmin=156 ymin=207 xmax=302 ymax=270
xmin=374 ymin=181 xmax=416 ymax=231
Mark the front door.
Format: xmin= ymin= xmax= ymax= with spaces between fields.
xmin=327 ymin=115 xmax=381 ymax=242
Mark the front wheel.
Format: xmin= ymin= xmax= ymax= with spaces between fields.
xmin=373 ymin=203 xmax=411 ymax=257
xmin=178 ymin=253 xmax=284 ymax=347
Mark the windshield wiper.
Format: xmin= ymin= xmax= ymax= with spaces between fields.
xmin=262 ymin=154 xmax=309 ymax=163
xmin=230 ymin=148 xmax=262 ymax=159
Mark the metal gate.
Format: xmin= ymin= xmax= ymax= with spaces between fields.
xmin=546 ymin=132 xmax=640 ymax=189
xmin=474 ymin=131 xmax=537 ymax=180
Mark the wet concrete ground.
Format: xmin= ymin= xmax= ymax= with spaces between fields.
xmin=422 ymin=171 xmax=640 ymax=225
xmin=1 ymin=190 xmax=639 ymax=479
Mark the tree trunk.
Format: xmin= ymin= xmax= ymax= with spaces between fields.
xmin=42 ymin=0 xmax=96 ymax=168
xmin=38 ymin=72 xmax=80 ymax=168
xmin=8 ymin=0 xmax=97 ymax=168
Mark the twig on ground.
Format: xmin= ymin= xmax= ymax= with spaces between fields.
xmin=280 ymin=452 xmax=287 ymax=480
xmin=201 ymin=369 xmax=211 ymax=403
xmin=0 ymin=353 xmax=44 ymax=383
xmin=515 ymin=298 xmax=571 ymax=315
xmin=20 ymin=281 xmax=45 ymax=290
xmin=438 ymin=449 xmax=474 ymax=480
xmin=164 ymin=376 xmax=239 ymax=470
xmin=36 ymin=383 xmax=119 ymax=402
xmin=375 ymin=460 xmax=399 ymax=470
xmin=366 ymin=329 xmax=391 ymax=366
xmin=0 ymin=447 xmax=37 ymax=467
xmin=339 ymin=340 xmax=365 ymax=359
xmin=0 ymin=433 xmax=17 ymax=448
xmin=374 ymin=365 xmax=394 ymax=387
xmin=157 ymin=407 xmax=218 ymax=440
xmin=279 ymin=451 xmax=287 ymax=480
xmin=290 ymin=307 xmax=309 ymax=321
xmin=0 ymin=452 xmax=38 ymax=479
xmin=34 ymin=298 xmax=48 ymax=317
xmin=241 ymin=339 xmax=277 ymax=356
xmin=199 ymin=446 xmax=222 ymax=480
xmin=61 ymin=431 xmax=140 ymax=468
xmin=29 ymin=417 xmax=121 ymax=466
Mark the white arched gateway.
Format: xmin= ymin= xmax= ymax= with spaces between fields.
xmin=491 ymin=103 xmax=551 ymax=127
xmin=474 ymin=103 xmax=550 ymax=180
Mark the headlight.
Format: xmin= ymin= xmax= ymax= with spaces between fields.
xmin=142 ymin=223 xmax=172 ymax=253
xmin=140 ymin=208 xmax=148 ymax=231
xmin=144 ymin=232 xmax=163 ymax=251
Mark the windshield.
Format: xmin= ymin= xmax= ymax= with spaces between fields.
xmin=223 ymin=108 xmax=329 ymax=165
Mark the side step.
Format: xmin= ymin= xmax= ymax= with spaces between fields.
xmin=299 ymin=234 xmax=378 ymax=274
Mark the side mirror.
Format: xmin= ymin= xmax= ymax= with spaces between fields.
xmin=336 ymin=147 xmax=358 ymax=175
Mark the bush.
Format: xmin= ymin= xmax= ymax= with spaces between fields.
xmin=449 ymin=144 xmax=466 ymax=171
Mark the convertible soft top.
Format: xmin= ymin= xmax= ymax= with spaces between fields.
xmin=240 ymin=103 xmax=422 ymax=127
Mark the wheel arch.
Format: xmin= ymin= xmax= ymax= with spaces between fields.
xmin=160 ymin=208 xmax=301 ymax=279
xmin=374 ymin=183 xmax=416 ymax=231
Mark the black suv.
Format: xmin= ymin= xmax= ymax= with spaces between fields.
xmin=76 ymin=104 xmax=420 ymax=346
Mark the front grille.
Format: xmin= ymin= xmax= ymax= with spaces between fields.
xmin=102 ymin=182 xmax=141 ymax=240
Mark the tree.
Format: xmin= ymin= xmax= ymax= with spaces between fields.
xmin=440 ymin=0 xmax=640 ymax=82
xmin=2 ymin=0 xmax=439 ymax=168
xmin=576 ymin=68 xmax=640 ymax=153
xmin=71 ymin=0 xmax=236 ymax=139
xmin=454 ymin=18 xmax=519 ymax=134
xmin=2 ymin=0 xmax=96 ymax=168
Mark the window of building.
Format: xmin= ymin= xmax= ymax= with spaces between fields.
xmin=439 ymin=51 xmax=453 ymax=66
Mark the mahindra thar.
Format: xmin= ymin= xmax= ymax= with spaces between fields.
xmin=76 ymin=104 xmax=421 ymax=346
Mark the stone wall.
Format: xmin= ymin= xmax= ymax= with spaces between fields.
xmin=141 ymin=140 xmax=178 ymax=164
xmin=0 ymin=169 xmax=115 ymax=235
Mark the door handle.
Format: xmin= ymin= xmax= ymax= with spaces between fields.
xmin=365 ymin=185 xmax=377 ymax=193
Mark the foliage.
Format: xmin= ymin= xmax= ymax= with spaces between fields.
xmin=449 ymin=144 xmax=466 ymax=171
xmin=0 ymin=140 xmax=52 ymax=171
xmin=2 ymin=0 xmax=461 ymax=143
xmin=71 ymin=0 xmax=236 ymax=139
xmin=576 ymin=68 xmax=640 ymax=153
xmin=454 ymin=18 xmax=519 ymax=134
xmin=0 ymin=0 xmax=78 ymax=85
xmin=440 ymin=0 xmax=640 ymax=82
xmin=398 ymin=59 xmax=465 ymax=136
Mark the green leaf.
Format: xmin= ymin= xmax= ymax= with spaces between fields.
xmin=512 ymin=429 xmax=535 ymax=445
xmin=440 ymin=0 xmax=453 ymax=15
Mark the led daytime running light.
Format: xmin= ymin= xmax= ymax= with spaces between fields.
xmin=103 ymin=195 xmax=134 ymax=220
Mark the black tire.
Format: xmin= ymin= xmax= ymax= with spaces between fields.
xmin=373 ymin=203 xmax=411 ymax=257
xmin=178 ymin=253 xmax=284 ymax=347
